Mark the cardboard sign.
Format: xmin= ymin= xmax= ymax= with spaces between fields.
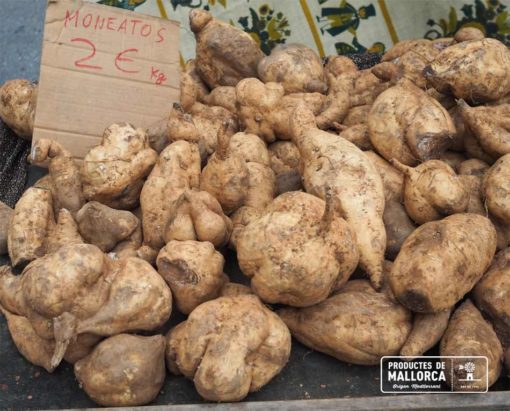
xmin=33 ymin=0 xmax=180 ymax=159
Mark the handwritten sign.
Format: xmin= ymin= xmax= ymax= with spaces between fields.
xmin=33 ymin=0 xmax=180 ymax=159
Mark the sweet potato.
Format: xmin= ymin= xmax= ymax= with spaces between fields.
xmin=180 ymin=59 xmax=209 ymax=111
xmin=258 ymin=44 xmax=326 ymax=94
xmin=453 ymin=27 xmax=484 ymax=43
xmin=237 ymin=191 xmax=359 ymax=306
xmin=425 ymin=38 xmax=510 ymax=103
xmin=164 ymin=190 xmax=232 ymax=247
xmin=29 ymin=139 xmax=85 ymax=213
xmin=368 ymin=80 xmax=455 ymax=166
xmin=390 ymin=213 xmax=497 ymax=313
xmin=166 ymin=294 xmax=290 ymax=402
xmin=146 ymin=118 xmax=169 ymax=153
xmin=0 ymin=79 xmax=37 ymax=139
xmin=440 ymin=300 xmax=502 ymax=389
xmin=292 ymin=106 xmax=386 ymax=289
xmin=458 ymin=100 xmax=510 ymax=158
xmin=157 ymin=240 xmax=227 ymax=314
xmin=279 ymin=280 xmax=412 ymax=365
xmin=483 ymin=153 xmax=510 ymax=224
xmin=400 ymin=310 xmax=451 ymax=357
xmin=81 ymin=123 xmax=157 ymax=209
xmin=473 ymin=248 xmax=510 ymax=346
xmin=190 ymin=9 xmax=264 ymax=88
xmin=324 ymin=55 xmax=358 ymax=77
xmin=391 ymin=160 xmax=469 ymax=224
xmin=46 ymin=209 xmax=84 ymax=254
xmin=168 ymin=102 xmax=238 ymax=160
xmin=202 ymin=86 xmax=236 ymax=113
xmin=268 ymin=141 xmax=302 ymax=194
xmin=75 ymin=334 xmax=165 ymax=406
xmin=338 ymin=124 xmax=373 ymax=151
xmin=438 ymin=151 xmax=466 ymax=172
xmin=76 ymin=202 xmax=139 ymax=252
xmin=8 ymin=187 xmax=54 ymax=267
xmin=0 ymin=201 xmax=13 ymax=255
xmin=342 ymin=105 xmax=370 ymax=127
xmin=141 ymin=140 xmax=201 ymax=250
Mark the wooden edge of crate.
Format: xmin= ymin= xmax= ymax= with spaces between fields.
xmin=55 ymin=392 xmax=510 ymax=411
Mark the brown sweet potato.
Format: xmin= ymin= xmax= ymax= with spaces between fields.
xmin=338 ymin=124 xmax=373 ymax=151
xmin=141 ymin=140 xmax=201 ymax=250
xmin=268 ymin=141 xmax=302 ymax=194
xmin=400 ymin=310 xmax=451 ymax=357
xmin=279 ymin=280 xmax=412 ymax=365
xmin=81 ymin=123 xmax=157 ymax=209
xmin=292 ymin=106 xmax=386 ymax=289
xmin=483 ymin=153 xmax=510 ymax=224
xmin=180 ymin=59 xmax=210 ymax=111
xmin=258 ymin=43 xmax=326 ymax=94
xmin=390 ymin=213 xmax=497 ymax=313
xmin=8 ymin=187 xmax=54 ymax=267
xmin=190 ymin=9 xmax=264 ymax=88
xmin=202 ymin=86 xmax=236 ymax=113
xmin=391 ymin=160 xmax=469 ymax=224
xmin=0 ymin=79 xmax=37 ymax=140
xmin=46 ymin=209 xmax=84 ymax=254
xmin=157 ymin=240 xmax=227 ymax=314
xmin=75 ymin=334 xmax=165 ymax=406
xmin=425 ymin=38 xmax=510 ymax=103
xmin=368 ymin=80 xmax=455 ymax=166
xmin=440 ymin=300 xmax=502 ymax=389
xmin=29 ymin=139 xmax=85 ymax=213
xmin=166 ymin=294 xmax=290 ymax=402
xmin=237 ymin=191 xmax=359 ymax=307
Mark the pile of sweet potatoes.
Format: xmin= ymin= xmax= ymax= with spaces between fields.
xmin=1 ymin=14 xmax=510 ymax=405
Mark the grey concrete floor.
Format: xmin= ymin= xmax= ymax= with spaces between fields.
xmin=0 ymin=0 xmax=46 ymax=83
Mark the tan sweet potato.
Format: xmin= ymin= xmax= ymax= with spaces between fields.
xmin=483 ymin=153 xmax=510 ymax=224
xmin=237 ymin=191 xmax=359 ymax=307
xmin=190 ymin=9 xmax=264 ymax=88
xmin=29 ymin=139 xmax=85 ymax=213
xmin=75 ymin=334 xmax=165 ymax=406
xmin=180 ymin=59 xmax=210 ymax=111
xmin=76 ymin=202 xmax=139 ymax=252
xmin=202 ymin=86 xmax=236 ymax=113
xmin=458 ymin=100 xmax=510 ymax=158
xmin=168 ymin=102 xmax=238 ymax=160
xmin=390 ymin=213 xmax=497 ymax=313
xmin=141 ymin=140 xmax=201 ymax=250
xmin=473 ymin=248 xmax=510 ymax=347
xmin=453 ymin=27 xmax=484 ymax=43
xmin=279 ymin=280 xmax=412 ymax=365
xmin=146 ymin=118 xmax=169 ymax=154
xmin=166 ymin=294 xmax=291 ymax=402
xmin=391 ymin=160 xmax=469 ymax=225
xmin=8 ymin=187 xmax=54 ymax=267
xmin=440 ymin=300 xmax=502 ymax=389
xmin=0 ymin=79 xmax=37 ymax=139
xmin=228 ymin=206 xmax=262 ymax=250
xmin=438 ymin=151 xmax=466 ymax=172
xmin=324 ymin=55 xmax=357 ymax=77
xmin=81 ymin=123 xmax=157 ymax=209
xmin=219 ymin=282 xmax=253 ymax=298
xmin=258 ymin=43 xmax=326 ymax=94
xmin=268 ymin=141 xmax=302 ymax=194
xmin=400 ymin=310 xmax=451 ymax=357
xmin=459 ymin=158 xmax=490 ymax=176
xmin=164 ymin=190 xmax=232 ymax=247
xmin=425 ymin=38 xmax=510 ymax=103
xmin=342 ymin=105 xmax=370 ymax=127
xmin=292 ymin=106 xmax=386 ymax=289
xmin=46 ymin=209 xmax=84 ymax=254
xmin=368 ymin=80 xmax=455 ymax=166
xmin=156 ymin=240 xmax=227 ymax=314
xmin=0 ymin=201 xmax=13 ymax=255
xmin=338 ymin=124 xmax=373 ymax=151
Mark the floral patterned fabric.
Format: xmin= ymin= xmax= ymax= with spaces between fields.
xmin=88 ymin=0 xmax=510 ymax=61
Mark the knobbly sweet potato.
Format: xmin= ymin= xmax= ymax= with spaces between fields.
xmin=268 ymin=141 xmax=302 ymax=194
xmin=8 ymin=187 xmax=54 ymax=267
xmin=0 ymin=79 xmax=37 ymax=139
xmin=338 ymin=124 xmax=373 ymax=151
xmin=180 ymin=59 xmax=210 ymax=111
xmin=258 ymin=44 xmax=326 ymax=94
xmin=29 ymin=139 xmax=85 ymax=213
xmin=75 ymin=334 xmax=165 ymax=407
xmin=166 ymin=294 xmax=291 ymax=402
xmin=279 ymin=280 xmax=412 ymax=365
xmin=391 ymin=160 xmax=469 ymax=224
xmin=400 ymin=310 xmax=451 ymax=357
xmin=425 ymin=38 xmax=510 ymax=103
xmin=157 ymin=240 xmax=227 ymax=314
xmin=81 ymin=123 xmax=157 ymax=209
xmin=440 ymin=300 xmax=502 ymax=389
xmin=190 ymin=9 xmax=264 ymax=88
xmin=141 ymin=140 xmax=201 ymax=250
xmin=237 ymin=191 xmax=359 ymax=306
xmin=292 ymin=106 xmax=386 ymax=289
xmin=474 ymin=248 xmax=510 ymax=346
xmin=483 ymin=153 xmax=510 ymax=224
xmin=390 ymin=213 xmax=497 ymax=313
xmin=46 ymin=209 xmax=84 ymax=254
xmin=368 ymin=80 xmax=455 ymax=166
xmin=202 ymin=86 xmax=236 ymax=113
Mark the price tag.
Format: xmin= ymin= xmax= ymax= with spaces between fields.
xmin=33 ymin=0 xmax=180 ymax=159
